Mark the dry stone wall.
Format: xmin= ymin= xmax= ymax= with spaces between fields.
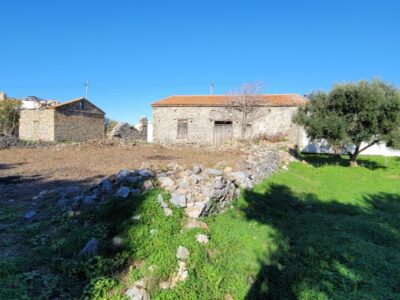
xmin=153 ymin=106 xmax=300 ymax=145
xmin=54 ymin=110 xmax=104 ymax=142
xmin=54 ymin=144 xmax=287 ymax=220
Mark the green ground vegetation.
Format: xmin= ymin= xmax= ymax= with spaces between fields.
xmin=1 ymin=154 xmax=399 ymax=299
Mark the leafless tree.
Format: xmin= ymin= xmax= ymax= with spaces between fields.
xmin=227 ymin=81 xmax=264 ymax=138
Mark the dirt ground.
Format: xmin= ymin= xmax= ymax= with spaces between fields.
xmin=0 ymin=143 xmax=242 ymax=202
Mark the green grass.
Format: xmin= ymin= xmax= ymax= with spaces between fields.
xmin=1 ymin=155 xmax=399 ymax=299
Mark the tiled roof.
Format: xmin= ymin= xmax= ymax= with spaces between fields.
xmin=152 ymin=94 xmax=308 ymax=107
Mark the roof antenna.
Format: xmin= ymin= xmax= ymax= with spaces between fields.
xmin=210 ymin=81 xmax=214 ymax=95
xmin=85 ymin=80 xmax=89 ymax=99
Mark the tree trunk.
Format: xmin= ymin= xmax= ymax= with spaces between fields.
xmin=349 ymin=154 xmax=358 ymax=167
xmin=349 ymin=144 xmax=360 ymax=167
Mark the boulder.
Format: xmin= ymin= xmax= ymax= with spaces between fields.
xmin=142 ymin=180 xmax=154 ymax=191
xmin=158 ymin=177 xmax=175 ymax=188
xmin=206 ymin=168 xmax=223 ymax=176
xmin=192 ymin=164 xmax=202 ymax=174
xmin=185 ymin=202 xmax=207 ymax=219
xmin=125 ymin=286 xmax=149 ymax=300
xmin=185 ymin=218 xmax=209 ymax=230
xmin=101 ymin=179 xmax=113 ymax=193
xmin=116 ymin=186 xmax=130 ymax=198
xmin=196 ymin=234 xmax=209 ymax=244
xmin=176 ymin=246 xmax=190 ymax=260
xmin=170 ymin=193 xmax=187 ymax=208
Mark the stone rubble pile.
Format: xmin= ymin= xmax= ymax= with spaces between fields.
xmin=49 ymin=144 xmax=283 ymax=221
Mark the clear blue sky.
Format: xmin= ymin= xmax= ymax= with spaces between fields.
xmin=1 ymin=0 xmax=399 ymax=123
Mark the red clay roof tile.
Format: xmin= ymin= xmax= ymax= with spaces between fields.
xmin=152 ymin=94 xmax=307 ymax=107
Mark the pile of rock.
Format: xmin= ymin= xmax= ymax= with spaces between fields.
xmin=108 ymin=118 xmax=147 ymax=141
xmin=55 ymin=144 xmax=283 ymax=220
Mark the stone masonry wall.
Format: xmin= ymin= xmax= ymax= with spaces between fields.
xmin=153 ymin=106 xmax=300 ymax=145
xmin=19 ymin=109 xmax=55 ymax=141
xmin=54 ymin=110 xmax=104 ymax=142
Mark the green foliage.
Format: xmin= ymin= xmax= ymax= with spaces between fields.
xmin=0 ymin=98 xmax=21 ymax=135
xmin=294 ymin=79 xmax=400 ymax=165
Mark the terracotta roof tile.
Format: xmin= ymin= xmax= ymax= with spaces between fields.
xmin=152 ymin=94 xmax=307 ymax=107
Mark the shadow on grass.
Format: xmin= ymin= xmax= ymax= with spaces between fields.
xmin=299 ymin=153 xmax=387 ymax=170
xmin=243 ymin=184 xmax=400 ymax=299
xmin=0 ymin=164 xmax=149 ymax=299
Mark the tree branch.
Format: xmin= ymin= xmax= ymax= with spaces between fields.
xmin=359 ymin=140 xmax=379 ymax=153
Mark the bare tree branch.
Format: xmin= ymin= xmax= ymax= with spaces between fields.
xmin=226 ymin=81 xmax=265 ymax=138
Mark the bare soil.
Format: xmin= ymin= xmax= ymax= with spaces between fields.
xmin=0 ymin=143 xmax=241 ymax=202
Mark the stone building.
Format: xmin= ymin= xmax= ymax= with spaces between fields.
xmin=19 ymin=97 xmax=105 ymax=142
xmin=152 ymin=94 xmax=307 ymax=145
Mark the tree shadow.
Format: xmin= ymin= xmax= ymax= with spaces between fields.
xmin=242 ymin=184 xmax=400 ymax=299
xmin=0 ymin=167 xmax=149 ymax=299
xmin=299 ymin=153 xmax=387 ymax=170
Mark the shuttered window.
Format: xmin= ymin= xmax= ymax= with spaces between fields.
xmin=177 ymin=120 xmax=188 ymax=139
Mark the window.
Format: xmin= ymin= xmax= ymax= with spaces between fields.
xmin=79 ymin=101 xmax=85 ymax=110
xmin=177 ymin=120 xmax=188 ymax=139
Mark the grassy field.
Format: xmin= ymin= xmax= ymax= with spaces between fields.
xmin=1 ymin=155 xmax=399 ymax=299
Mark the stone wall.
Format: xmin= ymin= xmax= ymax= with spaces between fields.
xmin=153 ymin=106 xmax=301 ymax=145
xmin=19 ymin=109 xmax=55 ymax=141
xmin=54 ymin=110 xmax=104 ymax=142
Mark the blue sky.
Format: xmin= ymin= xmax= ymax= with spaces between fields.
xmin=1 ymin=0 xmax=399 ymax=123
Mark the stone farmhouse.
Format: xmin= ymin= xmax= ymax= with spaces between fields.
xmin=152 ymin=94 xmax=307 ymax=145
xmin=19 ymin=97 xmax=105 ymax=142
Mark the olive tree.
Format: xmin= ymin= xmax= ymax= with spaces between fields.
xmin=293 ymin=79 xmax=400 ymax=166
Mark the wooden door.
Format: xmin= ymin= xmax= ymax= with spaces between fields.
xmin=213 ymin=122 xmax=232 ymax=145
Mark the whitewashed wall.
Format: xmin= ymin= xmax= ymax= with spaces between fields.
xmin=147 ymin=122 xmax=153 ymax=142
xmin=300 ymin=132 xmax=400 ymax=157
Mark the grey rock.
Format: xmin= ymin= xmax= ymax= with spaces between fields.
xmin=78 ymin=238 xmax=99 ymax=256
xmin=142 ymin=180 xmax=154 ymax=191
xmin=185 ymin=202 xmax=207 ymax=219
xmin=116 ymin=186 xmax=130 ymax=198
xmin=207 ymin=168 xmax=223 ymax=176
xmin=137 ymin=169 xmax=154 ymax=178
xmin=62 ymin=185 xmax=81 ymax=196
xmin=125 ymin=286 xmax=149 ymax=300
xmin=83 ymin=194 xmax=97 ymax=205
xmin=158 ymin=177 xmax=175 ymax=188
xmin=214 ymin=177 xmax=224 ymax=189
xmin=196 ymin=234 xmax=209 ymax=244
xmin=201 ymin=186 xmax=214 ymax=198
xmin=176 ymin=245 xmax=190 ymax=260
xmin=192 ymin=164 xmax=202 ymax=174
xmin=116 ymin=169 xmax=132 ymax=183
xmin=101 ymin=179 xmax=113 ymax=193
xmin=24 ymin=210 xmax=36 ymax=219
xmin=125 ymin=176 xmax=143 ymax=184
xmin=170 ymin=193 xmax=187 ymax=208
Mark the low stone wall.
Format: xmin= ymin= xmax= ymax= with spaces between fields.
xmin=53 ymin=144 xmax=288 ymax=220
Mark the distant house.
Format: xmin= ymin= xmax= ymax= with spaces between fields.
xmin=151 ymin=94 xmax=307 ymax=145
xmin=19 ymin=97 xmax=105 ymax=142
